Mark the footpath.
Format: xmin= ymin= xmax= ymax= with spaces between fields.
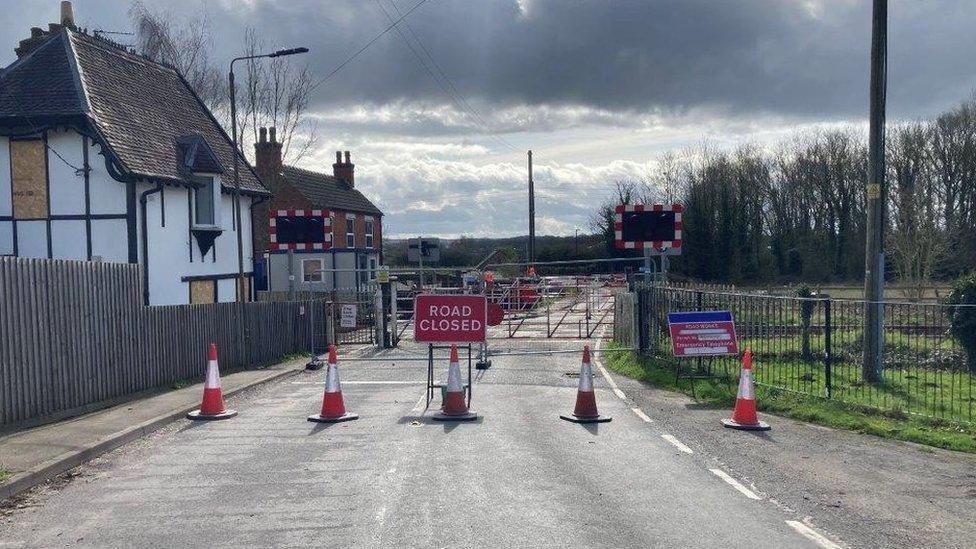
xmin=0 ymin=359 xmax=306 ymax=501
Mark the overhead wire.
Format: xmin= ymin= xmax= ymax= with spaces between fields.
xmin=383 ymin=0 xmax=520 ymax=154
xmin=309 ymin=0 xmax=431 ymax=93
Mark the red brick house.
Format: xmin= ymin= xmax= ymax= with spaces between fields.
xmin=251 ymin=127 xmax=383 ymax=291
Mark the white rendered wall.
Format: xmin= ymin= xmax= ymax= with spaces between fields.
xmin=16 ymin=220 xmax=46 ymax=258
xmin=51 ymin=219 xmax=87 ymax=260
xmin=87 ymin=138 xmax=127 ymax=215
xmin=141 ymin=181 xmax=256 ymax=305
xmin=0 ymin=222 xmax=12 ymax=255
xmin=90 ymin=219 xmax=128 ymax=262
xmin=47 ymin=130 xmax=86 ymax=216
xmin=0 ymin=136 xmax=10 ymax=217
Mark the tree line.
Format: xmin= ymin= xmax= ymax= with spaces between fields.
xmin=594 ymin=97 xmax=976 ymax=292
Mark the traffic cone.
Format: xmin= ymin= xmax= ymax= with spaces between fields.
xmin=187 ymin=343 xmax=237 ymax=420
xmin=433 ymin=345 xmax=478 ymax=421
xmin=560 ymin=345 xmax=611 ymax=423
xmin=721 ymin=349 xmax=770 ymax=431
xmin=308 ymin=345 xmax=359 ymax=423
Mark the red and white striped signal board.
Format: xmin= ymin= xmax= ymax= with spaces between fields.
xmin=614 ymin=203 xmax=683 ymax=253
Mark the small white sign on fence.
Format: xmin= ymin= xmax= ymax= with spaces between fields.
xmin=340 ymin=304 xmax=358 ymax=328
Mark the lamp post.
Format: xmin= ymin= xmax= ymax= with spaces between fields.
xmin=229 ymin=46 xmax=309 ymax=301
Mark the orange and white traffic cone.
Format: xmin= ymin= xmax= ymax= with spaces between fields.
xmin=560 ymin=345 xmax=611 ymax=423
xmin=721 ymin=349 xmax=770 ymax=431
xmin=187 ymin=343 xmax=237 ymax=420
xmin=433 ymin=345 xmax=478 ymax=421
xmin=308 ymin=345 xmax=359 ymax=423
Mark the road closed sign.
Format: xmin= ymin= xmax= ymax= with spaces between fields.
xmin=667 ymin=311 xmax=739 ymax=357
xmin=414 ymin=294 xmax=487 ymax=343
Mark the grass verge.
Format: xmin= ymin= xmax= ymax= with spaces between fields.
xmin=603 ymin=342 xmax=976 ymax=453
xmin=0 ymin=469 xmax=12 ymax=483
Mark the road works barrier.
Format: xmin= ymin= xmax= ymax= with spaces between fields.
xmin=721 ymin=350 xmax=770 ymax=431
xmin=560 ymin=346 xmax=612 ymax=424
xmin=186 ymin=343 xmax=237 ymax=421
xmin=308 ymin=345 xmax=359 ymax=423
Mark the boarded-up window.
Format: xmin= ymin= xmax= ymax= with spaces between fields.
xmin=190 ymin=280 xmax=216 ymax=304
xmin=10 ymin=140 xmax=47 ymax=219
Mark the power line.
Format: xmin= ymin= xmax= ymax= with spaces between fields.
xmin=309 ymin=0 xmax=431 ymax=93
xmin=384 ymin=0 xmax=520 ymax=153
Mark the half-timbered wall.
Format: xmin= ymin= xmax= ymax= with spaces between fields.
xmin=1 ymin=129 xmax=257 ymax=305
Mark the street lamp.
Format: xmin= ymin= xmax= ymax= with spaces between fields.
xmin=229 ymin=46 xmax=309 ymax=301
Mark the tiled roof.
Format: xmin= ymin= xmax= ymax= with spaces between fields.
xmin=0 ymin=28 xmax=268 ymax=195
xmin=281 ymin=165 xmax=383 ymax=216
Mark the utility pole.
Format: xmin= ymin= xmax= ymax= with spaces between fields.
xmin=575 ymin=227 xmax=579 ymax=256
xmin=527 ymin=150 xmax=535 ymax=266
xmin=862 ymin=0 xmax=887 ymax=383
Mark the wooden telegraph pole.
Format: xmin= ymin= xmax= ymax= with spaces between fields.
xmin=862 ymin=0 xmax=887 ymax=382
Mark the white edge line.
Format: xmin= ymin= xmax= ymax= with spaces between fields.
xmin=661 ymin=434 xmax=694 ymax=454
xmin=592 ymin=337 xmax=627 ymax=401
xmin=410 ymin=390 xmax=428 ymax=414
xmin=631 ymin=407 xmax=652 ymax=423
xmin=785 ymin=520 xmax=843 ymax=549
xmin=708 ymin=468 xmax=761 ymax=500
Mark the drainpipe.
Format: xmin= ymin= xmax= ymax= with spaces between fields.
xmin=139 ymin=182 xmax=164 ymax=305
xmin=249 ymin=194 xmax=268 ymax=297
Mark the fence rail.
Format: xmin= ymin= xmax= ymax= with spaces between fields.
xmin=0 ymin=257 xmax=332 ymax=431
xmin=626 ymin=284 xmax=974 ymax=425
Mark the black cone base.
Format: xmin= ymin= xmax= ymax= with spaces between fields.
xmin=187 ymin=409 xmax=238 ymax=421
xmin=308 ymin=412 xmax=359 ymax=423
xmin=721 ymin=418 xmax=770 ymax=431
xmin=560 ymin=413 xmax=611 ymax=424
xmin=432 ymin=410 xmax=478 ymax=422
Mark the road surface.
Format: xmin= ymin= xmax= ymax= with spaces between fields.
xmin=0 ymin=337 xmax=835 ymax=548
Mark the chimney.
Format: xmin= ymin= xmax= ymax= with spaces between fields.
xmin=253 ymin=126 xmax=283 ymax=191
xmin=60 ymin=2 xmax=74 ymax=27
xmin=333 ymin=150 xmax=355 ymax=189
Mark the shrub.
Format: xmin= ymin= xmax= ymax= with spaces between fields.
xmin=945 ymin=272 xmax=976 ymax=373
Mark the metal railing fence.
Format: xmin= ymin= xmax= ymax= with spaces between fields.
xmin=633 ymin=285 xmax=974 ymax=425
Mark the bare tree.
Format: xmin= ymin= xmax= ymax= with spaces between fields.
xmin=131 ymin=5 xmax=318 ymax=164
xmin=129 ymin=2 xmax=224 ymax=112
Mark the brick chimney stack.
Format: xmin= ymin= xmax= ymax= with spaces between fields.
xmin=333 ymin=150 xmax=355 ymax=189
xmin=254 ymin=126 xmax=283 ymax=191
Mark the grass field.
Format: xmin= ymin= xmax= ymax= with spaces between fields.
xmin=605 ymin=342 xmax=976 ymax=453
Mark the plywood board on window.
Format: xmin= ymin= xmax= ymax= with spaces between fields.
xmin=10 ymin=140 xmax=48 ymax=219
xmin=190 ymin=280 xmax=215 ymax=304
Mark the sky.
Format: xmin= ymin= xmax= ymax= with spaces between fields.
xmin=3 ymin=0 xmax=976 ymax=238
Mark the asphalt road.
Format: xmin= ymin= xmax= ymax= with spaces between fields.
xmin=0 ymin=335 xmax=831 ymax=548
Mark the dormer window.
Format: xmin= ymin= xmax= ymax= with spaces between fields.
xmin=192 ymin=175 xmax=220 ymax=228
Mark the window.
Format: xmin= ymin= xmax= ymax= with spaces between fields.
xmin=346 ymin=216 xmax=355 ymax=248
xmin=193 ymin=176 xmax=218 ymax=227
xmin=302 ymin=258 xmax=323 ymax=283
xmin=365 ymin=219 xmax=374 ymax=248
xmin=368 ymin=257 xmax=377 ymax=281
xmin=358 ymin=254 xmax=368 ymax=284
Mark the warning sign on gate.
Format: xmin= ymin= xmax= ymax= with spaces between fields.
xmin=414 ymin=294 xmax=487 ymax=343
xmin=340 ymin=304 xmax=358 ymax=328
xmin=667 ymin=311 xmax=738 ymax=357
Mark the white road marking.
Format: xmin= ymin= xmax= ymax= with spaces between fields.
xmin=592 ymin=329 xmax=626 ymax=400
xmin=661 ymin=434 xmax=694 ymax=454
xmin=709 ymin=468 xmax=762 ymax=500
xmin=630 ymin=407 xmax=653 ymax=423
xmin=785 ymin=520 xmax=843 ymax=549
xmin=410 ymin=391 xmax=428 ymax=413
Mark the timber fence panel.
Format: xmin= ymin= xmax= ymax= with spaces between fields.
xmin=0 ymin=257 xmax=327 ymax=430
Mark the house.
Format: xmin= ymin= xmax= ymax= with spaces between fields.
xmin=0 ymin=4 xmax=268 ymax=305
xmin=252 ymin=127 xmax=383 ymax=292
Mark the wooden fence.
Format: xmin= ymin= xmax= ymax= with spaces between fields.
xmin=0 ymin=257 xmax=329 ymax=431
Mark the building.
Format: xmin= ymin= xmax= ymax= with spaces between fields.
xmin=0 ymin=4 xmax=268 ymax=305
xmin=252 ymin=127 xmax=383 ymax=292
